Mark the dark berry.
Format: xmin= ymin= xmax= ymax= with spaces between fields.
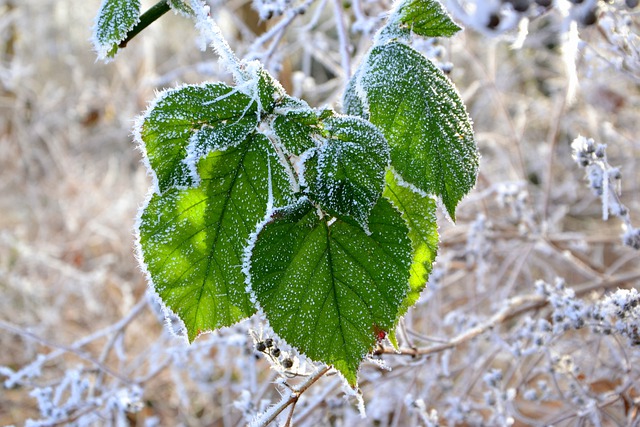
xmin=626 ymin=0 xmax=639 ymax=8
xmin=535 ymin=0 xmax=552 ymax=6
xmin=510 ymin=0 xmax=531 ymax=12
xmin=581 ymin=8 xmax=598 ymax=26
xmin=271 ymin=347 xmax=281 ymax=357
xmin=256 ymin=341 xmax=267 ymax=352
xmin=282 ymin=358 xmax=294 ymax=369
xmin=265 ymin=338 xmax=274 ymax=348
xmin=487 ymin=13 xmax=501 ymax=30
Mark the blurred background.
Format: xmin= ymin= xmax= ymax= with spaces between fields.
xmin=1 ymin=0 xmax=639 ymax=425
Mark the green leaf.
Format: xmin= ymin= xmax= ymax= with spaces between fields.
xmin=346 ymin=42 xmax=478 ymax=220
xmin=303 ymin=116 xmax=390 ymax=230
xmin=395 ymin=0 xmax=461 ymax=38
xmin=93 ymin=0 xmax=141 ymax=60
xmin=249 ymin=197 xmax=411 ymax=385
xmin=255 ymin=66 xmax=286 ymax=113
xmin=167 ymin=0 xmax=194 ymax=16
xmin=138 ymin=83 xmax=258 ymax=193
xmin=138 ymin=134 xmax=293 ymax=342
xmin=383 ymin=170 xmax=438 ymax=336
xmin=272 ymin=96 xmax=318 ymax=156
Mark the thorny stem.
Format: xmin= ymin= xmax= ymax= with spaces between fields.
xmin=252 ymin=366 xmax=331 ymax=427
xmin=118 ymin=0 xmax=171 ymax=48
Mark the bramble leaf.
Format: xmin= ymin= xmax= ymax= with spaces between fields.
xmin=272 ymin=97 xmax=318 ymax=156
xmin=256 ymin=66 xmax=286 ymax=113
xmin=345 ymin=41 xmax=478 ymax=220
xmin=303 ymin=116 xmax=389 ymax=230
xmin=138 ymin=83 xmax=258 ymax=193
xmin=138 ymin=134 xmax=293 ymax=342
xmin=249 ymin=197 xmax=411 ymax=385
xmin=395 ymin=0 xmax=461 ymax=38
xmin=383 ymin=170 xmax=438 ymax=345
xmin=93 ymin=0 xmax=141 ymax=60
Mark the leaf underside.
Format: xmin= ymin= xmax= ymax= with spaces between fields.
xmin=139 ymin=134 xmax=292 ymax=341
xmin=250 ymin=197 xmax=411 ymax=385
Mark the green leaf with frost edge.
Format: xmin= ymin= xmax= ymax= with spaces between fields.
xmin=138 ymin=134 xmax=292 ymax=342
xmin=93 ymin=0 xmax=141 ymax=60
xmin=395 ymin=0 xmax=461 ymax=38
xmin=249 ymin=197 xmax=411 ymax=386
xmin=303 ymin=116 xmax=390 ymax=231
xmin=138 ymin=83 xmax=258 ymax=193
xmin=345 ymin=41 xmax=478 ymax=221
xmin=383 ymin=170 xmax=438 ymax=346
xmin=272 ymin=96 xmax=318 ymax=156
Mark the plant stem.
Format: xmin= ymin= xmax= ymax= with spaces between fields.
xmin=119 ymin=0 xmax=171 ymax=48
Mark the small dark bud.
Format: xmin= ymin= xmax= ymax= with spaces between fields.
xmin=265 ymin=338 xmax=274 ymax=348
xmin=535 ymin=0 xmax=552 ymax=6
xmin=282 ymin=358 xmax=294 ymax=369
xmin=256 ymin=341 xmax=267 ymax=352
xmin=626 ymin=0 xmax=638 ymax=9
xmin=595 ymin=145 xmax=606 ymax=158
xmin=581 ymin=8 xmax=598 ymax=26
xmin=487 ymin=13 xmax=501 ymax=30
xmin=271 ymin=347 xmax=281 ymax=357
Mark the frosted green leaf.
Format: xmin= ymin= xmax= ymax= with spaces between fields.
xmin=92 ymin=0 xmax=141 ymax=60
xmin=139 ymin=83 xmax=258 ymax=193
xmin=256 ymin=66 xmax=286 ymax=113
xmin=346 ymin=42 xmax=478 ymax=220
xmin=395 ymin=0 xmax=461 ymax=38
xmin=303 ymin=116 xmax=389 ymax=230
xmin=138 ymin=134 xmax=292 ymax=342
xmin=272 ymin=96 xmax=318 ymax=156
xmin=168 ymin=0 xmax=194 ymax=16
xmin=383 ymin=170 xmax=438 ymax=346
xmin=249 ymin=197 xmax=411 ymax=385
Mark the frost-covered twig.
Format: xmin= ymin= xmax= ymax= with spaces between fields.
xmin=248 ymin=0 xmax=316 ymax=61
xmin=249 ymin=365 xmax=331 ymax=427
xmin=1 ymin=298 xmax=147 ymax=388
xmin=189 ymin=0 xmax=246 ymax=82
xmin=572 ymin=135 xmax=640 ymax=249
xmin=332 ymin=0 xmax=351 ymax=78
xmin=376 ymin=270 xmax=640 ymax=357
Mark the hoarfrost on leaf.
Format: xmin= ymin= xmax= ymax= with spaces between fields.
xmin=345 ymin=41 xmax=478 ymax=220
xmin=382 ymin=169 xmax=438 ymax=345
xmin=390 ymin=0 xmax=462 ymax=39
xmin=302 ymin=116 xmax=390 ymax=231
xmin=92 ymin=0 xmax=141 ymax=60
xmin=248 ymin=197 xmax=411 ymax=386
xmin=136 ymin=83 xmax=258 ymax=193
xmin=137 ymin=133 xmax=293 ymax=342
